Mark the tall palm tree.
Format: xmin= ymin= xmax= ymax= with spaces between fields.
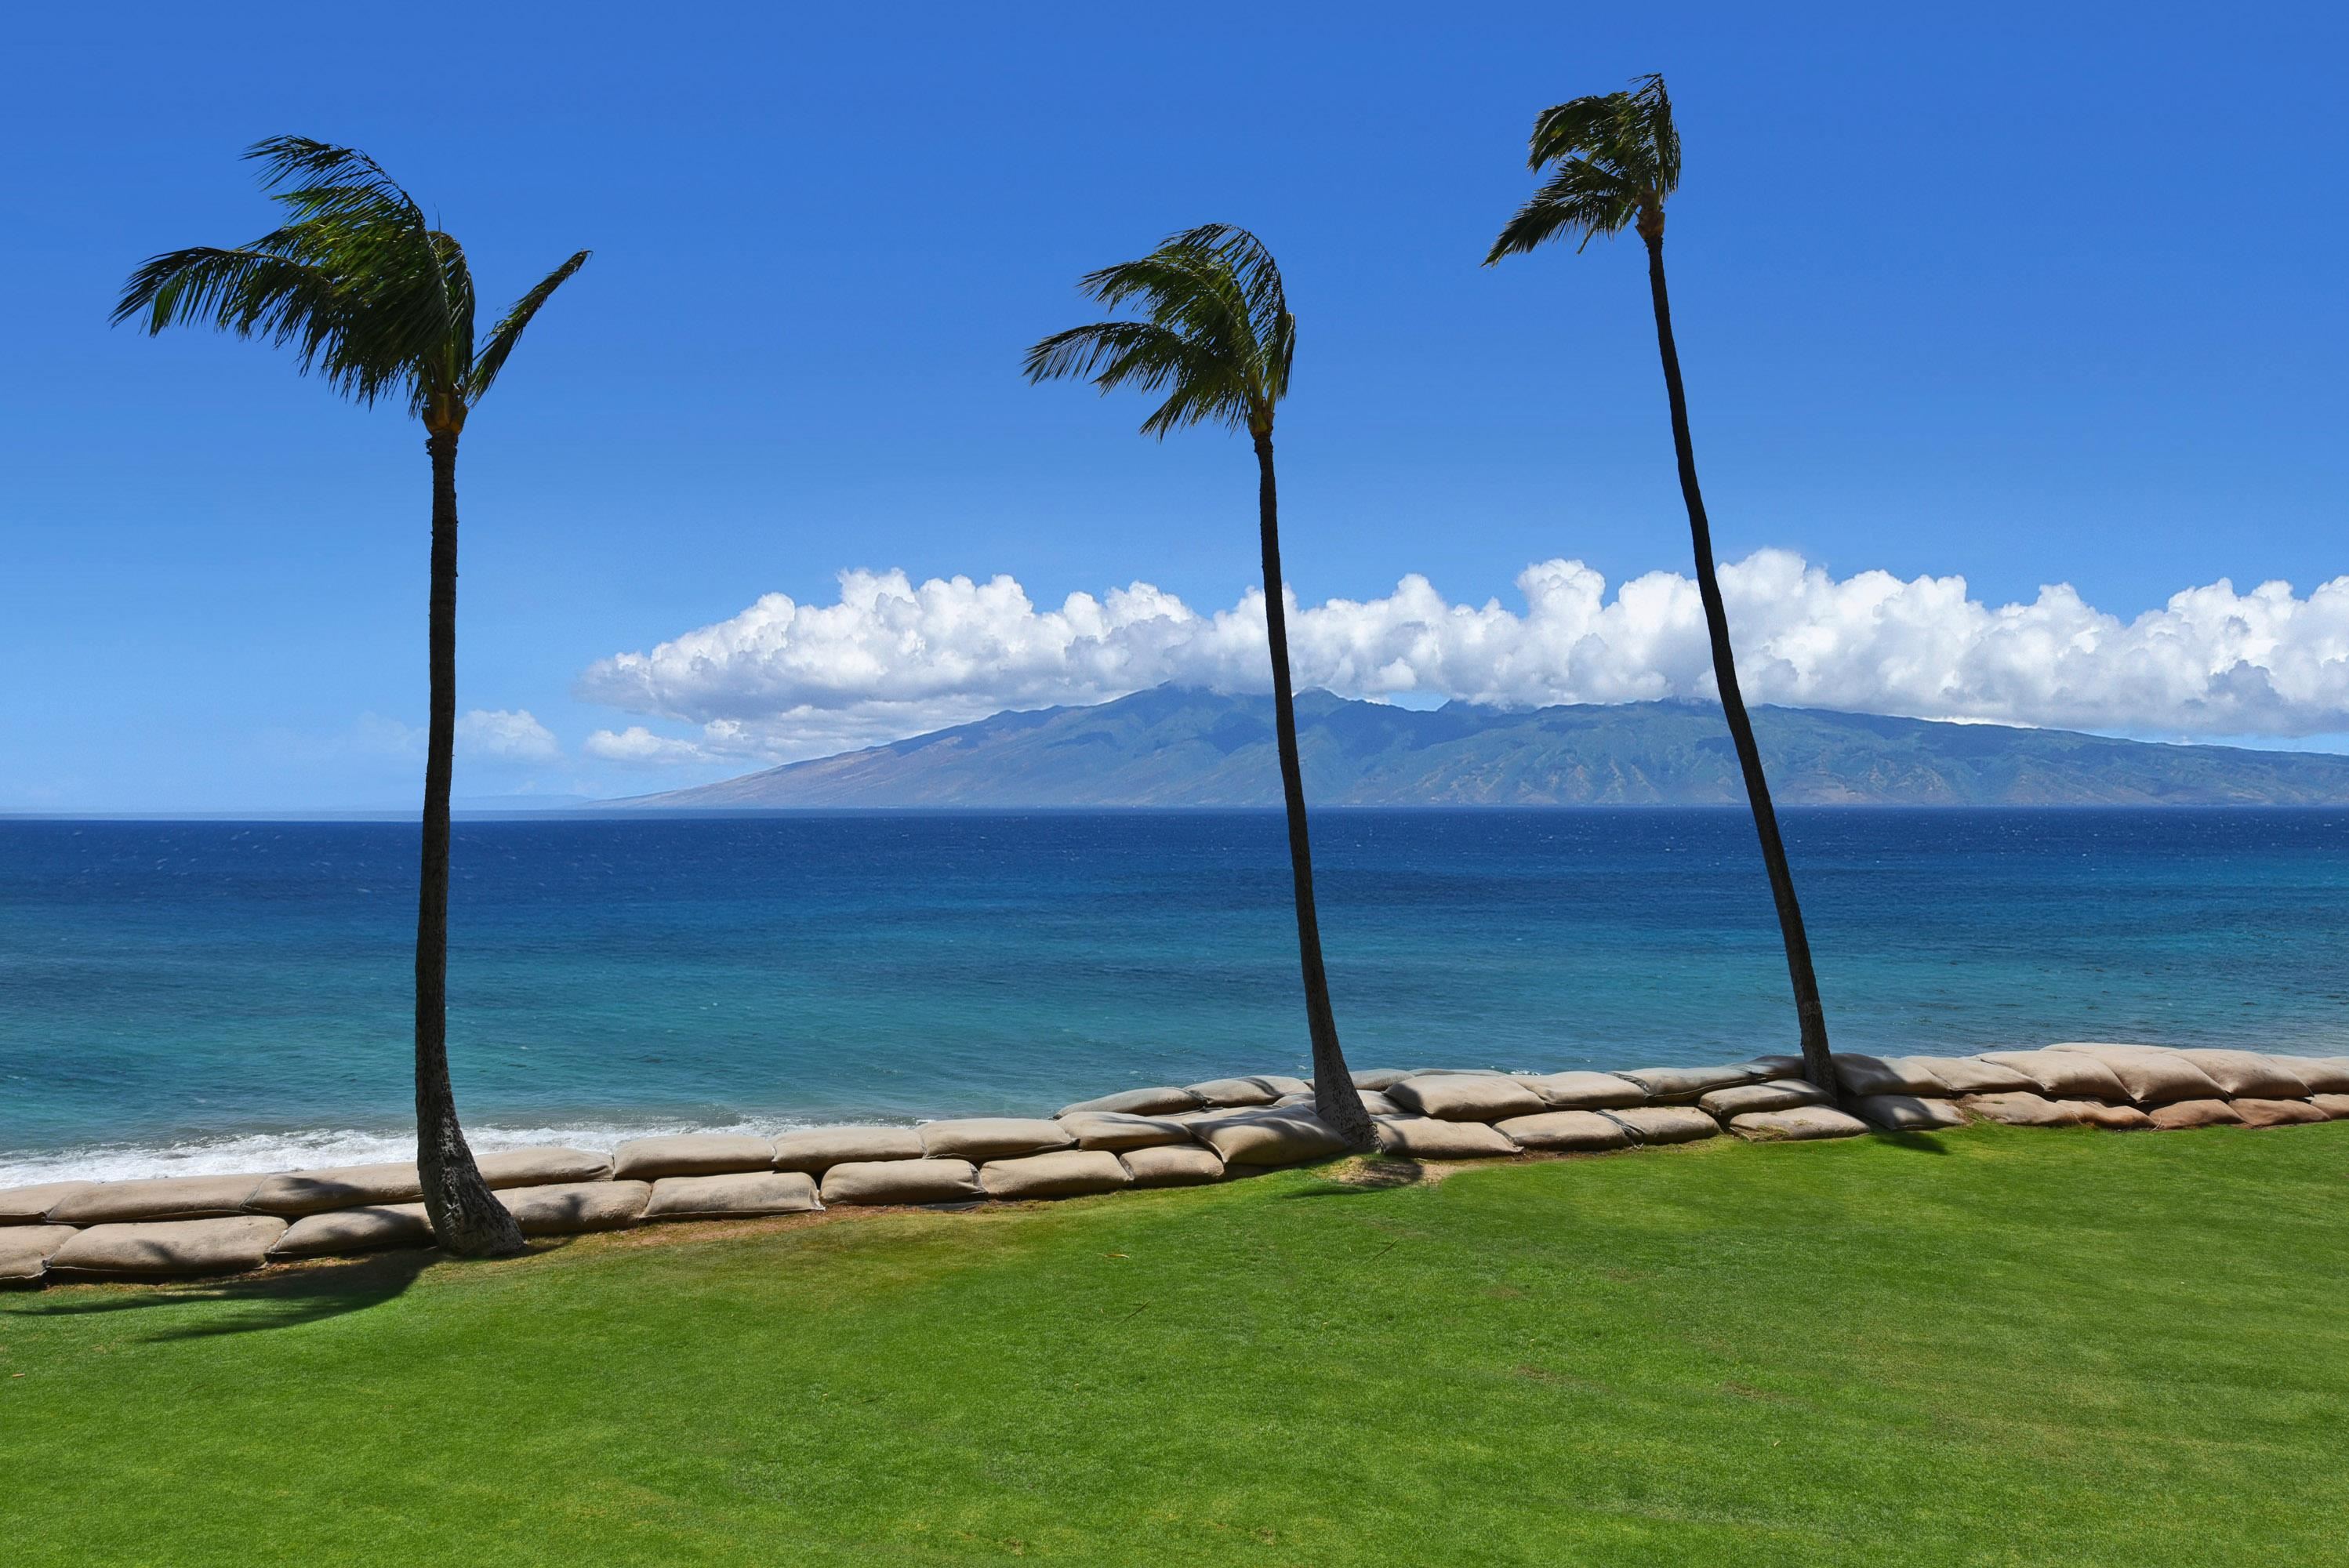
xmin=116 ymin=138 xmax=590 ymax=1254
xmin=1485 ymin=76 xmax=1839 ymax=1096
xmin=1025 ymin=225 xmax=1377 ymax=1148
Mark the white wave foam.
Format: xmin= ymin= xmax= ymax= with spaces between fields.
xmin=0 ymin=1116 xmax=900 ymax=1189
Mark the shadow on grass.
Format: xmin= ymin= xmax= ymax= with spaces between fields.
xmin=18 ymin=1248 xmax=440 ymax=1341
xmin=1872 ymin=1132 xmax=1954 ymax=1156
xmin=1281 ymin=1158 xmax=1430 ymax=1197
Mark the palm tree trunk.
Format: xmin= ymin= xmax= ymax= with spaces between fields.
xmin=1639 ymin=230 xmax=1839 ymax=1097
xmin=1251 ymin=431 xmax=1378 ymax=1149
xmin=416 ymin=429 xmax=527 ymax=1257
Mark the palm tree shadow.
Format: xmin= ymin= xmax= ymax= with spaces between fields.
xmin=20 ymin=1248 xmax=437 ymax=1341
xmin=1281 ymin=1158 xmax=1429 ymax=1197
xmin=1872 ymin=1131 xmax=1953 ymax=1156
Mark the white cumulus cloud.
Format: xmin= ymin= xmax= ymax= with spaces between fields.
xmin=456 ymin=709 xmax=560 ymax=763
xmin=575 ymin=554 xmax=2349 ymax=764
xmin=583 ymin=725 xmax=728 ymax=765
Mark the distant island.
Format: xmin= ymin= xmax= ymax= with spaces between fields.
xmin=598 ymin=687 xmax=2349 ymax=809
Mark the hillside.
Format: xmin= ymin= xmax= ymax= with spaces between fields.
xmin=608 ymin=688 xmax=2349 ymax=808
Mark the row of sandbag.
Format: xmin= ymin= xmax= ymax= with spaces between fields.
xmin=6 ymin=1044 xmax=2346 ymax=1285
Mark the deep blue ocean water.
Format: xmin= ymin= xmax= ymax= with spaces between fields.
xmin=5 ymin=809 xmax=2347 ymax=1183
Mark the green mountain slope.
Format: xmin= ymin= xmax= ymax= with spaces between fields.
xmin=615 ymin=687 xmax=2349 ymax=808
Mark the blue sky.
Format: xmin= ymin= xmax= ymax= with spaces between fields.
xmin=5 ymin=2 xmax=2345 ymax=809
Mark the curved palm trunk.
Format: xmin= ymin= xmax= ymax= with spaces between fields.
xmin=1639 ymin=229 xmax=1839 ymax=1097
xmin=1251 ymin=432 xmax=1377 ymax=1149
xmin=417 ymin=430 xmax=528 ymax=1256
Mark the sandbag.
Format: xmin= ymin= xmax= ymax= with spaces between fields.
xmin=1385 ymin=1074 xmax=1545 ymax=1121
xmin=1978 ymin=1050 xmax=2131 ymax=1102
xmin=475 ymin=1146 xmax=614 ymax=1188
xmin=644 ymin=1171 xmax=820 ymax=1219
xmin=612 ymin=1134 xmax=777 ymax=1181
xmin=1184 ymin=1077 xmax=1280 ymax=1108
xmin=819 ymin=1158 xmax=982 ymax=1207
xmin=2044 ymin=1044 xmax=2224 ymax=1104
xmin=772 ymin=1127 xmax=924 ymax=1171
xmin=497 ymin=1181 xmax=651 ymax=1236
xmin=1915 ymin=1057 xmax=2039 ymax=1095
xmin=0 ymin=1225 xmax=76 ymax=1283
xmin=1119 ymin=1144 xmax=1225 ymax=1187
xmin=1350 ymin=1069 xmax=1414 ymax=1091
xmin=247 ymin=1163 xmax=423 ymax=1217
xmin=2308 ymin=1093 xmax=2349 ymax=1120
xmin=1699 ymin=1080 xmax=1833 ymax=1118
xmin=1728 ymin=1107 xmax=1871 ymax=1142
xmin=2275 ymin=1055 xmax=2349 ymax=1094
xmin=1735 ymin=1054 xmax=1809 ymax=1080
xmin=918 ymin=1118 xmax=1074 ymax=1161
xmin=1830 ymin=1054 xmax=1948 ymax=1097
xmin=47 ymin=1174 xmax=263 ymax=1225
xmin=1189 ymin=1109 xmax=1352 ymax=1167
xmin=2146 ymin=1098 xmax=2243 ymax=1131
xmin=1494 ymin=1110 xmax=1632 ymax=1152
xmin=1603 ymin=1105 xmax=1722 ymax=1145
xmin=1956 ymin=1092 xmax=2075 ymax=1127
xmin=1853 ymin=1095 xmax=1969 ymax=1132
xmin=978 ymin=1149 xmax=1130 ymax=1200
xmin=1056 ymin=1111 xmax=1192 ymax=1152
xmin=2175 ymin=1050 xmax=2311 ymax=1099
xmin=1251 ymin=1075 xmax=1313 ymax=1098
xmin=270 ymin=1203 xmax=434 ymax=1258
xmin=1614 ymin=1064 xmax=1761 ymax=1103
xmin=2229 ymin=1098 xmax=2329 ymax=1128
xmin=1056 ymin=1087 xmax=1202 ymax=1117
xmin=1520 ymin=1071 xmax=1646 ymax=1110
xmin=1373 ymin=1118 xmax=1519 ymax=1160
xmin=2057 ymin=1100 xmax=2154 ymax=1131
xmin=49 ymin=1215 xmax=286 ymax=1279
xmin=0 ymin=1181 xmax=93 ymax=1225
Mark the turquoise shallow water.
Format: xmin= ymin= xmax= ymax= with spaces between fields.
xmin=4 ymin=808 xmax=2347 ymax=1182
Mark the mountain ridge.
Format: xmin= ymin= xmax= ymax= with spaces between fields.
xmin=601 ymin=687 xmax=2349 ymax=809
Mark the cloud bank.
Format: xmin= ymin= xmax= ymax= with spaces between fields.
xmin=578 ymin=553 xmax=2349 ymax=764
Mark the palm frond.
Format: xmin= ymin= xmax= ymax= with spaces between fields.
xmin=116 ymin=138 xmax=586 ymax=429
xmin=1523 ymin=96 xmax=1630 ymax=171
xmin=1485 ymin=158 xmax=1646 ymax=260
xmin=245 ymin=137 xmax=429 ymax=237
xmin=469 ymin=249 xmax=590 ymax=402
xmin=1487 ymin=72 xmax=1680 ymax=264
xmin=424 ymin=230 xmax=477 ymax=416
xmin=249 ymin=137 xmax=450 ymax=339
xmin=1165 ymin=224 xmax=1292 ymax=401
xmin=1031 ymin=225 xmax=1292 ymax=438
xmin=111 ymin=243 xmax=413 ymax=406
xmin=1023 ymin=319 xmax=1251 ymax=436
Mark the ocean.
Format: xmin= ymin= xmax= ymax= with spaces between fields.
xmin=5 ymin=808 xmax=2347 ymax=1185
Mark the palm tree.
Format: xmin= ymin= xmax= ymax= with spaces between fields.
xmin=1485 ymin=76 xmax=1839 ymax=1096
xmin=116 ymin=139 xmax=590 ymax=1254
xmin=1024 ymin=225 xmax=1378 ymax=1148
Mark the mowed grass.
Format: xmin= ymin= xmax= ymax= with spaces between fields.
xmin=3 ymin=1123 xmax=2344 ymax=1566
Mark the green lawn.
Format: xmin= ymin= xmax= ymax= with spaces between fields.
xmin=4 ymin=1123 xmax=2344 ymax=1566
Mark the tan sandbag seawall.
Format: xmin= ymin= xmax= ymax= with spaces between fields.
xmin=4 ymin=1044 xmax=2345 ymax=1287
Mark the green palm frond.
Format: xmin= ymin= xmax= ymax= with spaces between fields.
xmin=114 ymin=138 xmax=586 ymax=430
xmin=1027 ymin=224 xmax=1294 ymax=439
xmin=1023 ymin=320 xmax=1196 ymax=393
xmin=1486 ymin=72 xmax=1681 ymax=264
xmin=470 ymin=249 xmax=591 ymax=401
xmin=245 ymin=136 xmax=427 ymax=232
